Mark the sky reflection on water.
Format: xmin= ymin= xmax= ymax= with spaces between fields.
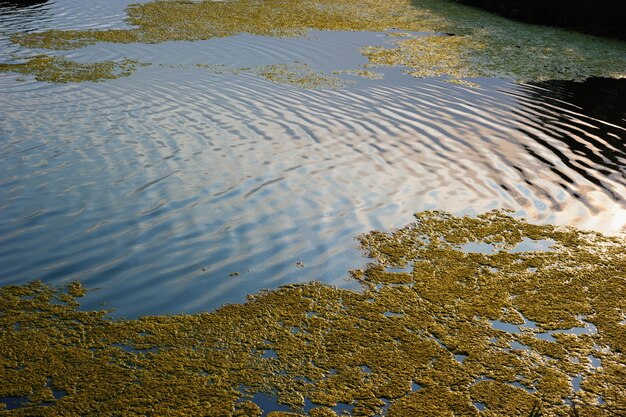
xmin=0 ymin=0 xmax=624 ymax=318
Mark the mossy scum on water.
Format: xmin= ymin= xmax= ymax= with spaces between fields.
xmin=2 ymin=0 xmax=626 ymax=84
xmin=0 ymin=56 xmax=144 ymax=83
xmin=1 ymin=211 xmax=625 ymax=416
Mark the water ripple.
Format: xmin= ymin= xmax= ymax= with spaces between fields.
xmin=0 ymin=7 xmax=624 ymax=317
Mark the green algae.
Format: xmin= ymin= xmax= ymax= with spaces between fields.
xmin=361 ymin=21 xmax=626 ymax=83
xmin=1 ymin=211 xmax=625 ymax=416
xmin=0 ymin=56 xmax=144 ymax=83
xmin=10 ymin=0 xmax=440 ymax=49
xmin=176 ymin=61 xmax=352 ymax=89
xmin=256 ymin=63 xmax=353 ymax=90
xmin=362 ymin=0 xmax=626 ymax=83
xmin=66 ymin=281 xmax=86 ymax=298
xmin=199 ymin=61 xmax=353 ymax=89
xmin=5 ymin=0 xmax=626 ymax=85
xmin=333 ymin=69 xmax=385 ymax=80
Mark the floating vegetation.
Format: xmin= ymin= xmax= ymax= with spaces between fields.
xmin=362 ymin=34 xmax=479 ymax=84
xmin=362 ymin=24 xmax=626 ymax=83
xmin=333 ymin=69 xmax=385 ymax=80
xmin=0 ymin=56 xmax=144 ymax=83
xmin=193 ymin=63 xmax=251 ymax=74
xmin=184 ymin=62 xmax=354 ymax=89
xmin=256 ymin=63 xmax=353 ymax=90
xmin=196 ymin=61 xmax=353 ymax=89
xmin=10 ymin=0 xmax=441 ymax=49
xmin=0 ymin=56 xmax=344 ymax=88
xmin=1 ymin=211 xmax=625 ymax=415
xmin=5 ymin=0 xmax=626 ymax=84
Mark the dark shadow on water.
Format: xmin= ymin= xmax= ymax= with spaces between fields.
xmin=509 ymin=77 xmax=626 ymax=204
xmin=453 ymin=0 xmax=626 ymax=40
xmin=530 ymin=77 xmax=626 ymax=124
xmin=0 ymin=0 xmax=49 ymax=24
xmin=0 ymin=0 xmax=48 ymax=7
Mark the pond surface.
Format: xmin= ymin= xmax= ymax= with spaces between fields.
xmin=1 ymin=0 xmax=625 ymax=318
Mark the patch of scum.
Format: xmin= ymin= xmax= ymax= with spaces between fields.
xmin=2 ymin=211 xmax=625 ymax=416
xmin=255 ymin=62 xmax=354 ymax=89
xmin=0 ymin=56 xmax=145 ymax=83
xmin=333 ymin=69 xmax=385 ymax=80
xmin=1 ymin=0 xmax=625 ymax=84
xmin=171 ymin=62 xmax=354 ymax=90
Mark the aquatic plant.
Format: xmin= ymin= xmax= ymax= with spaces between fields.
xmin=10 ymin=0 xmax=440 ymax=49
xmin=1 ymin=211 xmax=624 ymax=415
xmin=183 ymin=62 xmax=357 ymax=89
xmin=333 ymin=69 xmax=385 ymax=80
xmin=0 ymin=56 xmax=143 ymax=83
xmin=2 ymin=0 xmax=625 ymax=84
xmin=256 ymin=62 xmax=353 ymax=89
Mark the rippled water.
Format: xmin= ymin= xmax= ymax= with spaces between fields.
xmin=1 ymin=0 xmax=625 ymax=317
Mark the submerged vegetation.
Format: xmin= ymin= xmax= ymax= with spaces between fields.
xmin=1 ymin=211 xmax=625 ymax=415
xmin=1 ymin=0 xmax=625 ymax=84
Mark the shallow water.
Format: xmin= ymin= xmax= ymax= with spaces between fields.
xmin=1 ymin=0 xmax=625 ymax=318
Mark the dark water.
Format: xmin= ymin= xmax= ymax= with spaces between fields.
xmin=1 ymin=0 xmax=625 ymax=318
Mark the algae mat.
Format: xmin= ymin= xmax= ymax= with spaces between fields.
xmin=0 ymin=56 xmax=143 ymax=84
xmin=1 ymin=211 xmax=625 ymax=416
xmin=2 ymin=0 xmax=626 ymax=83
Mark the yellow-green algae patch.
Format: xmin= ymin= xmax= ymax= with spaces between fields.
xmin=333 ymin=69 xmax=385 ymax=80
xmin=199 ymin=62 xmax=355 ymax=89
xmin=7 ymin=0 xmax=626 ymax=84
xmin=0 ymin=56 xmax=144 ymax=83
xmin=10 ymin=0 xmax=444 ymax=49
xmin=174 ymin=62 xmax=355 ymax=89
xmin=1 ymin=211 xmax=625 ymax=416
xmin=256 ymin=63 xmax=353 ymax=90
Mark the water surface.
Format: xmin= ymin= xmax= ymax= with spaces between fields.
xmin=1 ymin=0 xmax=625 ymax=317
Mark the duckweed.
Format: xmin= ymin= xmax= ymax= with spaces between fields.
xmin=1 ymin=211 xmax=625 ymax=415
xmin=0 ymin=56 xmax=144 ymax=83
xmin=4 ymin=0 xmax=625 ymax=84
